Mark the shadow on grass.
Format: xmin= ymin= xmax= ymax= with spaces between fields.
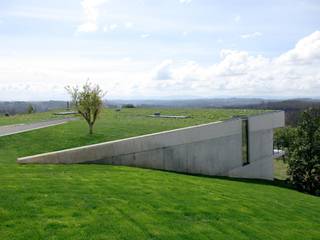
xmin=167 ymin=170 xmax=296 ymax=191
xmin=211 ymin=176 xmax=294 ymax=190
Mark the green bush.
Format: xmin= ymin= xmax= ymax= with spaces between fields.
xmin=288 ymin=108 xmax=320 ymax=195
xmin=122 ymin=104 xmax=136 ymax=108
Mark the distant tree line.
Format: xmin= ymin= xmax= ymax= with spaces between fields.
xmin=229 ymin=99 xmax=320 ymax=126
xmin=0 ymin=101 xmax=67 ymax=115
xmin=122 ymin=104 xmax=136 ymax=108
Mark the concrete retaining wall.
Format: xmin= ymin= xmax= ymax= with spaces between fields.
xmin=17 ymin=111 xmax=285 ymax=180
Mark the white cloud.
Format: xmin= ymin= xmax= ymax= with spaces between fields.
xmin=241 ymin=31 xmax=262 ymax=39
xmin=150 ymin=31 xmax=320 ymax=97
xmin=3 ymin=7 xmax=79 ymax=22
xmin=234 ymin=15 xmax=241 ymax=23
xmin=1 ymin=31 xmax=320 ymax=100
xmin=141 ymin=33 xmax=150 ymax=39
xmin=124 ymin=22 xmax=134 ymax=29
xmin=78 ymin=22 xmax=98 ymax=32
xmin=152 ymin=60 xmax=173 ymax=80
xmin=179 ymin=0 xmax=192 ymax=4
xmin=109 ymin=23 xmax=118 ymax=31
xmin=102 ymin=22 xmax=133 ymax=32
xmin=0 ymin=56 xmax=152 ymax=100
xmin=103 ymin=23 xmax=118 ymax=32
xmin=182 ymin=31 xmax=188 ymax=36
xmin=276 ymin=31 xmax=320 ymax=64
xmin=77 ymin=0 xmax=108 ymax=33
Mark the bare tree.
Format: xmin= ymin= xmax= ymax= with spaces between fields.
xmin=66 ymin=82 xmax=105 ymax=134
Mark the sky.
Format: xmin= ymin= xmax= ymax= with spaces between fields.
xmin=0 ymin=0 xmax=319 ymax=100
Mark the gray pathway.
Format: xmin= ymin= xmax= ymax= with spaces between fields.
xmin=0 ymin=118 xmax=78 ymax=137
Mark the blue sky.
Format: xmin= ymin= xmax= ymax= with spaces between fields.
xmin=0 ymin=0 xmax=319 ymax=100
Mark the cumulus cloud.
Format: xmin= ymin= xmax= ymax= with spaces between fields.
xmin=241 ymin=31 xmax=262 ymax=39
xmin=0 ymin=56 xmax=152 ymax=100
xmin=152 ymin=60 xmax=173 ymax=80
xmin=276 ymin=31 xmax=320 ymax=64
xmin=150 ymin=31 xmax=320 ymax=97
xmin=1 ymin=31 xmax=319 ymax=100
xmin=77 ymin=0 xmax=108 ymax=32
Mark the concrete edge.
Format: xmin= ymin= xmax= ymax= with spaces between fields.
xmin=17 ymin=119 xmax=227 ymax=162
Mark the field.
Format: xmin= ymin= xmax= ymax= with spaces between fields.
xmin=0 ymin=108 xmax=319 ymax=240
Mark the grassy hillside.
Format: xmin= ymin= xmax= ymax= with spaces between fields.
xmin=0 ymin=108 xmax=319 ymax=240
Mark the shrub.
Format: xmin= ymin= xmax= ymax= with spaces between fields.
xmin=288 ymin=108 xmax=320 ymax=195
xmin=122 ymin=104 xmax=135 ymax=108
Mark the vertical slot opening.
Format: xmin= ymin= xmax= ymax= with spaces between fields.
xmin=242 ymin=119 xmax=249 ymax=165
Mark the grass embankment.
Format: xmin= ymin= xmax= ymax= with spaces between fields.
xmin=0 ymin=108 xmax=319 ymax=240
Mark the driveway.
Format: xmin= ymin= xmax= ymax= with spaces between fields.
xmin=0 ymin=118 xmax=78 ymax=137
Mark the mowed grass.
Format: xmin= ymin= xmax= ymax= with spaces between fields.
xmin=0 ymin=108 xmax=319 ymax=240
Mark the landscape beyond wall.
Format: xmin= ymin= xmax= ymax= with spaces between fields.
xmin=18 ymin=111 xmax=285 ymax=180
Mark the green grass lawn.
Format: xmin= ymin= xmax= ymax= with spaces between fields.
xmin=0 ymin=108 xmax=319 ymax=240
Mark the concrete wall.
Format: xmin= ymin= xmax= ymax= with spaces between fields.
xmin=17 ymin=111 xmax=285 ymax=180
xmin=228 ymin=111 xmax=285 ymax=179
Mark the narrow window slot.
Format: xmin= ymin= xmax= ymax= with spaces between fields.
xmin=242 ymin=119 xmax=250 ymax=165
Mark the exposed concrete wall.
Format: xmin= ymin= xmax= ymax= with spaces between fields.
xmin=90 ymin=133 xmax=242 ymax=177
xmin=17 ymin=111 xmax=285 ymax=180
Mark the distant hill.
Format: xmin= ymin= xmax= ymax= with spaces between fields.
xmin=106 ymin=98 xmax=266 ymax=108
xmin=0 ymin=101 xmax=68 ymax=115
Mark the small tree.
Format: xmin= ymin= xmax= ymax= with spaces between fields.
xmin=288 ymin=108 xmax=320 ymax=195
xmin=66 ymin=82 xmax=105 ymax=135
xmin=27 ymin=104 xmax=34 ymax=114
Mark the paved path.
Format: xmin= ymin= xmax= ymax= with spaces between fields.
xmin=0 ymin=118 xmax=78 ymax=137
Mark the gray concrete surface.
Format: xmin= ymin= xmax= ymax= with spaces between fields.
xmin=0 ymin=118 xmax=78 ymax=137
xmin=17 ymin=111 xmax=284 ymax=180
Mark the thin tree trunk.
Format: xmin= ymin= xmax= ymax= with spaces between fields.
xmin=89 ymin=123 xmax=93 ymax=135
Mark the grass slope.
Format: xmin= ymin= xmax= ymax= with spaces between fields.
xmin=0 ymin=108 xmax=319 ymax=240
